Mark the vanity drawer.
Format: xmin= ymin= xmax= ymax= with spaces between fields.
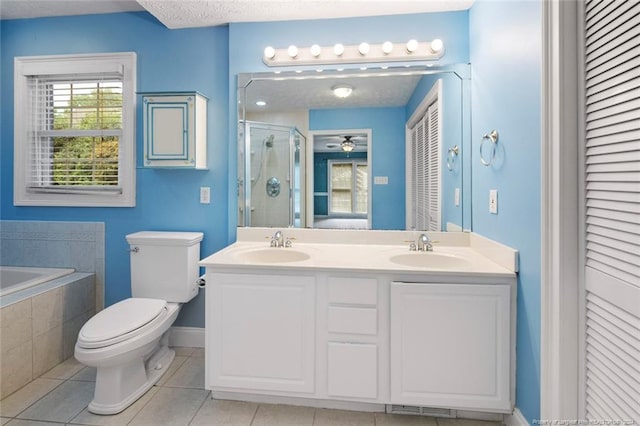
xmin=327 ymin=342 xmax=377 ymax=399
xmin=328 ymin=306 xmax=377 ymax=335
xmin=328 ymin=277 xmax=377 ymax=305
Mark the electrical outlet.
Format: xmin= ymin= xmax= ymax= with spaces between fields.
xmin=455 ymin=188 xmax=460 ymax=206
xmin=489 ymin=189 xmax=498 ymax=214
xmin=200 ymin=187 xmax=211 ymax=204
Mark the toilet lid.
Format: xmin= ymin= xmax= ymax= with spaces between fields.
xmin=77 ymin=298 xmax=168 ymax=349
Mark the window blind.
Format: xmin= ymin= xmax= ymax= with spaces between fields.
xmin=583 ymin=0 xmax=640 ymax=422
xmin=27 ymin=74 xmax=124 ymax=193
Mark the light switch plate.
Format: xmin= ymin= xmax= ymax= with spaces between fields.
xmin=455 ymin=188 xmax=460 ymax=206
xmin=489 ymin=189 xmax=498 ymax=214
xmin=200 ymin=187 xmax=211 ymax=204
xmin=374 ymin=176 xmax=388 ymax=185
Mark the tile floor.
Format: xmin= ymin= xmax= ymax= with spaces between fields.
xmin=0 ymin=347 xmax=502 ymax=426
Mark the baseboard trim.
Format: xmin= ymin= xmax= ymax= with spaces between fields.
xmin=505 ymin=408 xmax=529 ymax=426
xmin=211 ymin=391 xmax=386 ymax=412
xmin=169 ymin=326 xmax=205 ymax=348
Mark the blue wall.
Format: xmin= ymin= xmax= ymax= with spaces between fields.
xmin=310 ymin=107 xmax=406 ymax=230
xmin=0 ymin=12 xmax=230 ymax=327
xmin=470 ymin=0 xmax=542 ymax=422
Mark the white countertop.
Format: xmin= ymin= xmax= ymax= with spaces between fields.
xmin=200 ymin=228 xmax=518 ymax=278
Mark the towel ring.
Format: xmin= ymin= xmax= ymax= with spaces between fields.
xmin=447 ymin=145 xmax=459 ymax=171
xmin=480 ymin=130 xmax=499 ymax=166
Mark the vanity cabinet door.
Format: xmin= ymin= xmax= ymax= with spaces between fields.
xmin=390 ymin=282 xmax=512 ymax=412
xmin=208 ymin=273 xmax=315 ymax=394
xmin=327 ymin=342 xmax=377 ymax=399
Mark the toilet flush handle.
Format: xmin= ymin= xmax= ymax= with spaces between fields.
xmin=128 ymin=246 xmax=139 ymax=253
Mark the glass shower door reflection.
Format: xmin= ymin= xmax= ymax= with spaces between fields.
xmin=240 ymin=121 xmax=305 ymax=228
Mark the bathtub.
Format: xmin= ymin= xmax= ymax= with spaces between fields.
xmin=0 ymin=266 xmax=95 ymax=398
xmin=0 ymin=266 xmax=75 ymax=297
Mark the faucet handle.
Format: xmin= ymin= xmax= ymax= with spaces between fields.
xmin=284 ymin=239 xmax=293 ymax=248
xmin=409 ymin=242 xmax=417 ymax=251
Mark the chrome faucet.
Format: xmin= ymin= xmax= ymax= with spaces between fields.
xmin=270 ymin=230 xmax=284 ymax=247
xmin=416 ymin=233 xmax=433 ymax=252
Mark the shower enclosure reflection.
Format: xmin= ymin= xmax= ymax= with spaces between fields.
xmin=238 ymin=121 xmax=305 ymax=227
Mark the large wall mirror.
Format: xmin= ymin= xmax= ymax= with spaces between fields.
xmin=237 ymin=65 xmax=470 ymax=231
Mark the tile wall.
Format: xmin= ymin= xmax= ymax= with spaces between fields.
xmin=0 ymin=221 xmax=105 ymax=309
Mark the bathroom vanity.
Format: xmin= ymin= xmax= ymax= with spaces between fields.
xmin=200 ymin=228 xmax=518 ymax=415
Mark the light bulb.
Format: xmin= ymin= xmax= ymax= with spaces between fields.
xmin=382 ymin=41 xmax=393 ymax=54
xmin=287 ymin=45 xmax=298 ymax=58
xmin=334 ymin=43 xmax=345 ymax=56
xmin=264 ymin=46 xmax=276 ymax=59
xmin=406 ymin=39 xmax=419 ymax=53
xmin=430 ymin=38 xmax=444 ymax=53
xmin=310 ymin=44 xmax=322 ymax=57
xmin=358 ymin=42 xmax=370 ymax=55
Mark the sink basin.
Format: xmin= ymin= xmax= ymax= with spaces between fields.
xmin=389 ymin=253 xmax=471 ymax=270
xmin=234 ymin=248 xmax=310 ymax=263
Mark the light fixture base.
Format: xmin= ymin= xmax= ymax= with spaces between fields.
xmin=263 ymin=41 xmax=444 ymax=67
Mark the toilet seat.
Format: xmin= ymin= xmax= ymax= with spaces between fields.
xmin=77 ymin=298 xmax=168 ymax=349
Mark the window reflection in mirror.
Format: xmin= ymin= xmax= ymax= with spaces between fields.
xmin=237 ymin=65 xmax=470 ymax=231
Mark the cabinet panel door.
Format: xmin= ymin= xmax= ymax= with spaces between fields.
xmin=327 ymin=342 xmax=377 ymax=399
xmin=210 ymin=273 xmax=315 ymax=394
xmin=390 ymin=282 xmax=511 ymax=412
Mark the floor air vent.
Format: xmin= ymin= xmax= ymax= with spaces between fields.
xmin=386 ymin=405 xmax=456 ymax=418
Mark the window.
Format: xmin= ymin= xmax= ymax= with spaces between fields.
xmin=329 ymin=160 xmax=368 ymax=216
xmin=14 ymin=52 xmax=136 ymax=206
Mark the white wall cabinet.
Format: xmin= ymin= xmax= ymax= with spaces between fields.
xmin=207 ymin=273 xmax=315 ymax=394
xmin=142 ymin=92 xmax=207 ymax=169
xmin=390 ymin=282 xmax=512 ymax=412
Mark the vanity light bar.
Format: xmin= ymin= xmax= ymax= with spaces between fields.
xmin=263 ymin=40 xmax=444 ymax=67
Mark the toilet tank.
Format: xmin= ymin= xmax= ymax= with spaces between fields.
xmin=126 ymin=231 xmax=203 ymax=303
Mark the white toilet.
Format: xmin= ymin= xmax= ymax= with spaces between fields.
xmin=75 ymin=231 xmax=203 ymax=415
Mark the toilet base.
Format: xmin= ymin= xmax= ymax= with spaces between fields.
xmin=88 ymin=342 xmax=175 ymax=415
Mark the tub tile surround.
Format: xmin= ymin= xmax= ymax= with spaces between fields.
xmin=0 ymin=348 xmax=502 ymax=426
xmin=0 ymin=220 xmax=105 ymax=310
xmin=0 ymin=275 xmax=95 ymax=399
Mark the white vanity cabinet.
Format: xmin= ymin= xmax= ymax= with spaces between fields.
xmin=142 ymin=92 xmax=207 ymax=169
xmin=390 ymin=282 xmax=512 ymax=412
xmin=202 ymin=235 xmax=517 ymax=415
xmin=207 ymin=272 xmax=315 ymax=394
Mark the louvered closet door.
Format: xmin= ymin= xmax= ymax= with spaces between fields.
xmin=582 ymin=0 xmax=640 ymax=422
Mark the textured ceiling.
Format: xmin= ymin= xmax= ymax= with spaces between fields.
xmin=244 ymin=73 xmax=422 ymax=113
xmin=0 ymin=0 xmax=143 ymax=20
xmin=136 ymin=0 xmax=474 ymax=29
xmin=1 ymin=0 xmax=474 ymax=28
